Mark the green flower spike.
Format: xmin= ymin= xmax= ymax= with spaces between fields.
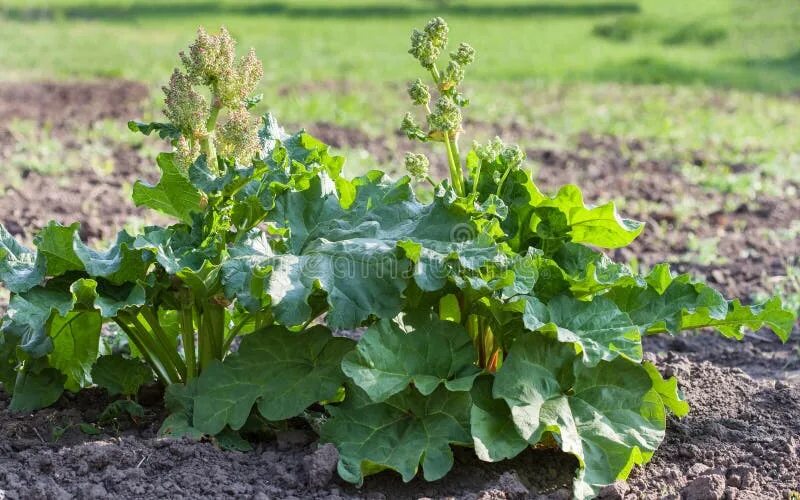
xmin=163 ymin=69 xmax=209 ymax=137
xmin=428 ymin=96 xmax=462 ymax=134
xmin=404 ymin=152 xmax=430 ymax=180
xmin=408 ymin=79 xmax=431 ymax=106
xmin=451 ymin=43 xmax=475 ymax=66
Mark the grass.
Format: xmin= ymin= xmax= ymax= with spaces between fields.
xmin=1 ymin=0 xmax=798 ymax=90
xmin=1 ymin=0 xmax=797 ymax=160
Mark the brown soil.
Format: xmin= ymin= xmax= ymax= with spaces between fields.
xmin=0 ymin=81 xmax=156 ymax=242
xmin=1 ymin=81 xmax=799 ymax=499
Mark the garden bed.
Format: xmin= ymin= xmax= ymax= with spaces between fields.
xmin=0 ymin=80 xmax=798 ymax=499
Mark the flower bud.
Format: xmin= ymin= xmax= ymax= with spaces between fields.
xmin=409 ymin=29 xmax=439 ymax=69
xmin=401 ymin=112 xmax=425 ymax=140
xmin=404 ymin=152 xmax=430 ymax=179
xmin=451 ymin=43 xmax=475 ymax=66
xmin=217 ymin=107 xmax=260 ymax=164
xmin=427 ymin=96 xmax=462 ymax=133
xmin=473 ymin=137 xmax=504 ymax=163
xmin=424 ymin=17 xmax=449 ymax=50
xmin=163 ymin=69 xmax=209 ymax=136
xmin=440 ymin=61 xmax=464 ymax=90
xmin=501 ymin=144 xmax=525 ymax=169
xmin=407 ymin=79 xmax=431 ymax=106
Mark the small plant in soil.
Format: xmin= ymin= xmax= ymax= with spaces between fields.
xmin=0 ymin=21 xmax=795 ymax=499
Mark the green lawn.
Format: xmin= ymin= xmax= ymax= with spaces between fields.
xmin=1 ymin=0 xmax=799 ymax=173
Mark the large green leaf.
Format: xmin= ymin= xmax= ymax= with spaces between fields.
xmin=520 ymin=294 xmax=642 ymax=365
xmin=321 ymin=384 xmax=472 ymax=485
xmin=33 ymin=221 xmax=83 ymax=276
xmin=607 ymin=264 xmax=795 ymax=341
xmin=643 ymin=362 xmax=689 ymax=417
xmin=469 ymin=375 xmax=529 ymax=462
xmin=532 ymin=185 xmax=643 ymax=249
xmin=342 ymin=318 xmax=480 ymax=402
xmin=9 ymin=361 xmax=66 ymax=412
xmin=251 ymin=173 xmax=497 ymax=329
xmin=70 ymin=279 xmax=146 ymax=318
xmin=554 ymin=243 xmax=639 ymax=298
xmin=91 ymin=354 xmax=154 ymax=396
xmin=132 ymin=153 xmax=202 ymax=223
xmin=73 ymin=230 xmax=152 ymax=285
xmin=159 ymin=380 xmax=205 ymax=439
xmin=133 ymin=225 xmax=198 ymax=274
xmin=493 ymin=335 xmax=666 ymax=499
xmin=48 ymin=311 xmax=102 ymax=392
xmin=0 ymin=224 xmax=45 ymax=293
xmin=3 ymin=286 xmax=73 ymax=357
xmin=192 ymin=325 xmax=354 ymax=434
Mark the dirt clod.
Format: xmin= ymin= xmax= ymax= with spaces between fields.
xmin=304 ymin=443 xmax=339 ymax=488
xmin=682 ymin=474 xmax=726 ymax=500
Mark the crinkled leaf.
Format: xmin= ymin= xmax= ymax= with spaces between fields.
xmin=643 ymin=362 xmax=689 ymax=417
xmin=681 ymin=297 xmax=795 ymax=342
xmin=493 ymin=335 xmax=665 ymax=500
xmin=34 ymin=221 xmax=83 ymax=276
xmin=342 ymin=318 xmax=480 ymax=402
xmin=91 ymin=354 xmax=154 ymax=396
xmin=74 ymin=230 xmax=151 ymax=285
xmin=520 ymin=294 xmax=642 ymax=365
xmin=127 ymin=120 xmax=181 ymax=140
xmin=48 ymin=311 xmax=102 ymax=392
xmin=607 ymin=264 xmax=795 ymax=341
xmin=321 ymin=384 xmax=472 ymax=485
xmin=70 ymin=278 xmax=145 ymax=318
xmin=554 ymin=243 xmax=639 ymax=297
xmin=132 ymin=153 xmax=202 ymax=223
xmin=258 ymin=173 xmax=497 ymax=329
xmin=192 ymin=325 xmax=354 ymax=434
xmin=3 ymin=286 xmax=73 ymax=356
xmin=533 ymin=185 xmax=643 ymax=249
xmin=133 ymin=225 xmax=197 ymax=274
xmin=470 ymin=375 xmax=528 ymax=462
xmin=0 ymin=224 xmax=45 ymax=293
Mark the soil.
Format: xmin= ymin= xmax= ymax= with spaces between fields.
xmin=1 ymin=81 xmax=799 ymax=499
xmin=0 ymin=81 xmax=156 ymax=243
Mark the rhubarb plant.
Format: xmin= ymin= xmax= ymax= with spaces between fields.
xmin=0 ymin=20 xmax=796 ymax=500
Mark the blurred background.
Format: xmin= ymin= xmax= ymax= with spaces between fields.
xmin=0 ymin=0 xmax=798 ymax=327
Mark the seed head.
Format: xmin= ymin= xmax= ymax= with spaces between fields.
xmin=218 ymin=47 xmax=264 ymax=108
xmin=408 ymin=79 xmax=431 ymax=106
xmin=451 ymin=43 xmax=475 ymax=66
xmin=217 ymin=107 xmax=260 ymax=164
xmin=427 ymin=96 xmax=462 ymax=133
xmin=501 ymin=144 xmax=525 ymax=170
xmin=180 ymin=27 xmax=237 ymax=86
xmin=163 ymin=69 xmax=209 ymax=136
xmin=180 ymin=27 xmax=264 ymax=108
xmin=404 ymin=152 xmax=430 ymax=180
